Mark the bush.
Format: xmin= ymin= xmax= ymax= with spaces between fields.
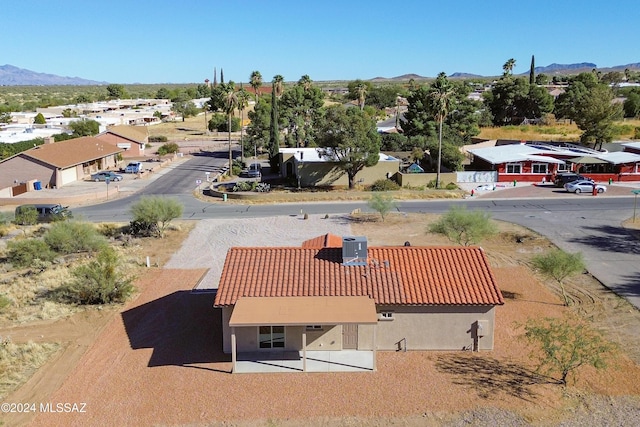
xmin=149 ymin=135 xmax=168 ymax=143
xmin=128 ymin=219 xmax=157 ymax=237
xmin=444 ymin=182 xmax=459 ymax=190
xmin=58 ymin=247 xmax=134 ymax=305
xmin=429 ymin=206 xmax=497 ymax=246
xmin=368 ymin=193 xmax=397 ymax=221
xmin=157 ymin=142 xmax=179 ymax=156
xmin=370 ymin=179 xmax=400 ymax=191
xmin=97 ymin=223 xmax=125 ymax=238
xmin=232 ymin=181 xmax=256 ymax=192
xmin=0 ymin=295 xmax=12 ymax=313
xmin=44 ymin=221 xmax=107 ymax=254
xmin=6 ymin=239 xmax=56 ymax=268
xmin=14 ymin=205 xmax=38 ymax=225
xmin=130 ymin=196 xmax=183 ymax=238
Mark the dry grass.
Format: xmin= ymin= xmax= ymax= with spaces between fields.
xmin=478 ymin=119 xmax=640 ymax=142
xmin=0 ymin=339 xmax=60 ymax=400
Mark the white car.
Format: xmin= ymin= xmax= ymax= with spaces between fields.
xmin=564 ymin=180 xmax=606 ymax=194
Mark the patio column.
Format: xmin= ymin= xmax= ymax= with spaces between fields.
xmin=372 ymin=325 xmax=377 ymax=372
xmin=302 ymin=332 xmax=307 ymax=372
xmin=231 ymin=327 xmax=237 ymax=373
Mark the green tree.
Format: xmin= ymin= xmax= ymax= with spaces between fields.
xmin=250 ymin=70 xmax=263 ymax=102
xmin=170 ymin=92 xmax=198 ymax=122
xmin=14 ymin=205 xmax=38 ymax=225
xmin=69 ymin=119 xmax=100 ymax=136
xmin=269 ymin=75 xmax=284 ymax=170
xmin=63 ymin=247 xmax=134 ymax=305
xmin=34 ymin=113 xmax=46 ymax=124
xmin=529 ymin=55 xmax=535 ymax=85
xmin=428 ymin=206 xmax=497 ymax=246
xmin=222 ymin=82 xmax=239 ymax=176
xmin=0 ymin=112 xmax=11 ymax=124
xmin=356 ymin=83 xmax=368 ymax=111
xmin=246 ymin=95 xmax=272 ymax=157
xmin=155 ymin=87 xmax=171 ymax=99
xmin=346 ymin=80 xmax=373 ymax=103
xmin=623 ymin=89 xmax=640 ymax=118
xmin=574 ymin=85 xmax=623 ymax=150
xmin=429 ymin=72 xmax=455 ymax=188
xmin=554 ymin=72 xmax=599 ymax=123
xmin=520 ymin=317 xmax=616 ymax=385
xmin=503 ymin=58 xmax=516 ymax=76
xmin=130 ymin=196 xmax=183 ymax=238
xmin=531 ymin=249 xmax=585 ymax=306
xmin=280 ymin=76 xmax=324 ymax=148
xmin=315 ymin=105 xmax=381 ymax=189
xmin=106 ymin=84 xmax=127 ymax=99
xmin=237 ymin=86 xmax=250 ymax=160
xmin=483 ymin=77 xmax=530 ymax=125
xmin=368 ymin=193 xmax=396 ymax=222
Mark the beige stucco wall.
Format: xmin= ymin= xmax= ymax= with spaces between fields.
xmin=296 ymin=161 xmax=400 ymax=187
xmin=373 ymin=305 xmax=496 ymax=351
xmin=396 ymin=172 xmax=458 ymax=188
xmin=0 ymin=155 xmax=56 ymax=189
xmin=222 ymin=305 xmax=498 ymax=353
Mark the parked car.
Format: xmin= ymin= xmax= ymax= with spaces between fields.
xmin=247 ymin=163 xmax=262 ymax=178
xmin=14 ymin=203 xmax=72 ymax=224
xmin=124 ymin=161 xmax=143 ymax=174
xmin=564 ymin=180 xmax=607 ymax=194
xmin=553 ymin=173 xmax=592 ymax=187
xmin=91 ymin=171 xmax=123 ymax=182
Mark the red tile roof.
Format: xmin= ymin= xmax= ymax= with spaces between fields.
xmin=214 ymin=245 xmax=504 ymax=307
xmin=301 ymin=233 xmax=344 ymax=248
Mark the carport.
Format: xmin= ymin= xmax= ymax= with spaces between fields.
xmin=228 ymin=296 xmax=378 ymax=373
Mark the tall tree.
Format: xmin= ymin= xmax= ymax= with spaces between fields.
xmin=250 ymin=70 xmax=263 ymax=102
xmin=280 ymin=76 xmax=324 ymax=148
xmin=268 ymin=76 xmax=283 ymax=170
xmin=529 ymin=55 xmax=535 ymax=85
xmin=106 ymin=84 xmax=127 ymax=99
xmin=221 ymin=82 xmax=238 ymax=175
xmin=356 ymin=83 xmax=368 ymax=111
xmin=315 ymin=105 xmax=381 ymax=189
xmin=429 ymin=72 xmax=455 ymax=189
xmin=246 ymin=95 xmax=272 ymax=158
xmin=236 ymin=85 xmax=250 ymax=161
xmin=220 ymin=68 xmax=224 ymax=84
xmin=503 ymin=58 xmax=516 ymax=76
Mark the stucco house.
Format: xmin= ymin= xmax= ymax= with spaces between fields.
xmin=213 ymin=234 xmax=504 ymax=373
xmin=0 ymin=136 xmax=122 ymax=195
xmin=96 ymin=125 xmax=149 ymax=158
xmin=278 ymin=147 xmax=400 ymax=187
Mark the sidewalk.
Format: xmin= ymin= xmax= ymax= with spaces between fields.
xmin=459 ymin=181 xmax=640 ymax=200
xmin=0 ymin=156 xmax=191 ymax=211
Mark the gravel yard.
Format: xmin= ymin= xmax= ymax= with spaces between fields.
xmin=14 ymin=214 xmax=640 ymax=426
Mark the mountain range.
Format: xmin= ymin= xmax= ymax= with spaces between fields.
xmin=1 ymin=63 xmax=640 ymax=86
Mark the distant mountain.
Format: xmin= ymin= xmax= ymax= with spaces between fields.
xmin=449 ymin=72 xmax=483 ymax=79
xmin=0 ymin=64 xmax=107 ymax=86
xmin=534 ymin=62 xmax=597 ymax=74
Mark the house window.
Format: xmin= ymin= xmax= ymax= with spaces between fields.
xmin=506 ymin=163 xmax=521 ymax=174
xmin=380 ymin=311 xmax=394 ymax=320
xmin=258 ymin=326 xmax=285 ymax=349
xmin=557 ymin=164 xmax=568 ymax=172
xmin=532 ymin=163 xmax=548 ymax=174
xmin=306 ymin=325 xmax=323 ymax=331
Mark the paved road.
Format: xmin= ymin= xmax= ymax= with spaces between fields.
xmin=71 ymin=155 xmax=640 ymax=311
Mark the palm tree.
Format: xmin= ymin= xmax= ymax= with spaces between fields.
xmin=273 ymin=74 xmax=285 ymax=98
xmin=429 ymin=72 xmax=455 ymax=189
xmin=222 ymin=82 xmax=238 ymax=176
xmin=250 ymin=70 xmax=263 ymax=102
xmin=356 ymin=84 xmax=367 ymax=111
xmin=298 ymin=74 xmax=312 ymax=92
xmin=237 ymin=86 xmax=250 ymax=162
xmin=503 ymin=58 xmax=516 ymax=76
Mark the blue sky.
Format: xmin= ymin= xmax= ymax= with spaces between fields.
xmin=4 ymin=0 xmax=638 ymax=84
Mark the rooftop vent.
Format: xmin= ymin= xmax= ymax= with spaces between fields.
xmin=342 ymin=236 xmax=368 ymax=266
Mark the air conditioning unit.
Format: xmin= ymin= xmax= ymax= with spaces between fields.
xmin=342 ymin=236 xmax=368 ymax=266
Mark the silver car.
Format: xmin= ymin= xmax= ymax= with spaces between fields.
xmin=564 ymin=180 xmax=606 ymax=194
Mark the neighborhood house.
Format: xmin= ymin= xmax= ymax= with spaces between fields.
xmin=213 ymin=234 xmax=504 ymax=373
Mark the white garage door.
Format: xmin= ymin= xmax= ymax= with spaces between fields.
xmin=60 ymin=167 xmax=78 ymax=186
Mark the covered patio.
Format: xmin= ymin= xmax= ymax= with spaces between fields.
xmin=229 ymin=296 xmax=378 ymax=373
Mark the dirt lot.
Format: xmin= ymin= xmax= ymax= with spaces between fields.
xmin=4 ymin=214 xmax=640 ymax=426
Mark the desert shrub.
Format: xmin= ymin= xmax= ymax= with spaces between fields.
xmin=429 ymin=206 xmax=497 ymax=246
xmin=57 ymin=247 xmax=134 ymax=305
xmin=130 ymin=196 xmax=183 ymax=238
xmin=231 ymin=165 xmax=242 ymax=176
xmin=97 ymin=223 xmax=125 ymax=238
xmin=14 ymin=205 xmax=38 ymax=225
xmin=370 ymin=179 xmax=400 ymax=191
xmin=156 ymin=142 xmax=179 ymax=156
xmin=232 ymin=181 xmax=256 ymax=192
xmin=127 ymin=219 xmax=157 ymax=237
xmin=6 ymin=239 xmax=56 ymax=268
xmin=634 ymin=127 xmax=640 ymax=139
xmin=149 ymin=135 xmax=167 ymax=143
xmin=426 ymin=179 xmax=437 ymax=189
xmin=444 ymin=182 xmax=459 ymax=190
xmin=255 ymin=182 xmax=271 ymax=192
xmin=368 ymin=193 xmax=396 ymax=222
xmin=44 ymin=221 xmax=107 ymax=254
xmin=0 ymin=295 xmax=11 ymax=313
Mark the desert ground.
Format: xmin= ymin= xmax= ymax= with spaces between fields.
xmin=2 ymin=213 xmax=640 ymax=426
